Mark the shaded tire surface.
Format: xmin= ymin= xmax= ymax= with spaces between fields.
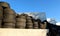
xmin=0 ymin=6 xmax=3 ymax=20
xmin=2 ymin=23 xmax=15 ymax=28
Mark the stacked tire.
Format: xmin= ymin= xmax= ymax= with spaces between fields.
xmin=40 ymin=22 xmax=47 ymax=29
xmin=0 ymin=2 xmax=10 ymax=9
xmin=26 ymin=16 xmax=33 ymax=29
xmin=3 ymin=8 xmax=16 ymax=28
xmin=0 ymin=2 xmax=48 ymax=29
xmin=16 ymin=14 xmax=27 ymax=28
xmin=0 ymin=6 xmax=3 ymax=27
xmin=33 ymin=19 xmax=39 ymax=29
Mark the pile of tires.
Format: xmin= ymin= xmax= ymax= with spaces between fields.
xmin=2 ymin=8 xmax=16 ymax=28
xmin=0 ymin=1 xmax=47 ymax=29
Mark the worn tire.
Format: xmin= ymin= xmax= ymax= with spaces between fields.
xmin=3 ymin=15 xmax=16 ymax=23
xmin=2 ymin=23 xmax=15 ymax=28
xmin=26 ymin=26 xmax=33 ymax=29
xmin=3 ymin=8 xmax=16 ymax=23
xmin=26 ymin=16 xmax=32 ymax=20
xmin=3 ymin=19 xmax=16 ymax=23
xmin=16 ymin=18 xmax=26 ymax=22
xmin=33 ymin=21 xmax=39 ymax=29
xmin=4 ymin=15 xmax=16 ymax=19
xmin=4 ymin=8 xmax=15 ymax=15
xmin=26 ymin=20 xmax=32 ymax=23
xmin=0 ymin=2 xmax=10 ymax=8
xmin=0 ymin=6 xmax=3 ymax=20
xmin=40 ymin=23 xmax=46 ymax=29
xmin=16 ymin=22 xmax=26 ymax=28
xmin=26 ymin=23 xmax=33 ymax=29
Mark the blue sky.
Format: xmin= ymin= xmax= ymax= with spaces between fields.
xmin=0 ymin=0 xmax=60 ymax=22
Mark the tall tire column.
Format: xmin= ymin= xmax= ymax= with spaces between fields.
xmin=3 ymin=8 xmax=16 ymax=28
xmin=26 ymin=16 xmax=33 ymax=29
xmin=16 ymin=14 xmax=26 ymax=29
xmin=40 ymin=22 xmax=47 ymax=29
xmin=33 ymin=19 xmax=39 ymax=29
xmin=0 ymin=6 xmax=3 ymax=28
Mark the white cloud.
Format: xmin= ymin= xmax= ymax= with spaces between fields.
xmin=47 ymin=18 xmax=51 ymax=22
xmin=56 ymin=22 xmax=60 ymax=26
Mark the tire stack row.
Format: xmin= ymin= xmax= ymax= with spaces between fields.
xmin=16 ymin=14 xmax=47 ymax=29
xmin=0 ymin=2 xmax=16 ymax=28
xmin=33 ymin=20 xmax=39 ymax=29
xmin=0 ymin=2 xmax=47 ymax=29
xmin=16 ymin=14 xmax=27 ymax=28
xmin=26 ymin=16 xmax=33 ymax=29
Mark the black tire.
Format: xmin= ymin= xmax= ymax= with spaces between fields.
xmin=4 ymin=8 xmax=15 ymax=15
xmin=2 ymin=23 xmax=15 ymax=28
xmin=3 ymin=19 xmax=16 ymax=23
xmin=26 ymin=23 xmax=33 ymax=29
xmin=26 ymin=16 xmax=32 ymax=20
xmin=4 ymin=15 xmax=16 ymax=19
xmin=26 ymin=26 xmax=33 ymax=29
xmin=16 ymin=14 xmax=26 ymax=19
xmin=33 ymin=21 xmax=39 ymax=29
xmin=33 ymin=27 xmax=39 ymax=29
xmin=40 ymin=23 xmax=46 ymax=29
xmin=3 ymin=15 xmax=16 ymax=23
xmin=20 ymin=16 xmax=26 ymax=19
xmin=3 ymin=8 xmax=16 ymax=23
xmin=0 ymin=2 xmax=10 ymax=8
xmin=16 ymin=22 xmax=26 ymax=28
xmin=16 ymin=18 xmax=26 ymax=22
xmin=0 ymin=6 xmax=3 ymax=20
xmin=26 ymin=20 xmax=32 ymax=23
xmin=26 ymin=24 xmax=33 ymax=27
